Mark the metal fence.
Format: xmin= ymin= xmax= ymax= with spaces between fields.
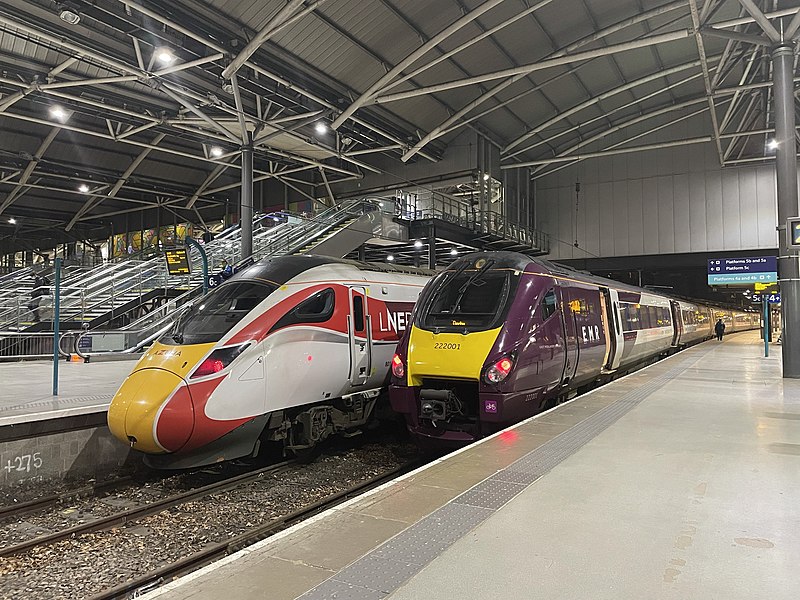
xmin=0 ymin=331 xmax=76 ymax=361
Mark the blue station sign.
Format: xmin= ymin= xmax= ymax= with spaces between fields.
xmin=753 ymin=293 xmax=781 ymax=303
xmin=707 ymin=257 xmax=777 ymax=286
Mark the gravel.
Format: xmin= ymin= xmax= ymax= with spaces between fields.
xmin=0 ymin=434 xmax=418 ymax=600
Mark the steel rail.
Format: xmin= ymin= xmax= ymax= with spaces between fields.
xmin=86 ymin=460 xmax=421 ymax=600
xmin=0 ymin=461 xmax=294 ymax=558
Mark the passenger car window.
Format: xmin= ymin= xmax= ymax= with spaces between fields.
xmin=541 ymin=289 xmax=557 ymax=320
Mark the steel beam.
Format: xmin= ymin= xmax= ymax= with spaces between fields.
xmin=772 ymin=44 xmax=800 ymax=377
xmin=330 ymin=0 xmax=526 ymax=129
xmin=701 ymin=27 xmax=770 ymax=46
xmin=503 ymin=59 xmax=704 ymax=156
xmin=688 ymin=0 xmax=725 ymax=166
xmin=241 ymin=139 xmax=254 ymax=260
xmin=502 ymin=137 xmax=712 ymax=169
xmin=402 ymin=0 xmax=689 ymax=161
xmin=0 ymin=127 xmax=61 ymax=215
xmin=222 ymin=0 xmax=305 ymax=79
xmin=373 ymin=30 xmax=691 ymax=105
xmin=736 ymin=0 xmax=781 ymax=42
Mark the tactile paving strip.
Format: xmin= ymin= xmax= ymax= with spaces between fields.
xmin=0 ymin=394 xmax=113 ymax=413
xmin=299 ymin=352 xmax=705 ymax=600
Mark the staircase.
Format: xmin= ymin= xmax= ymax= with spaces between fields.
xmin=5 ymin=200 xmax=381 ymax=348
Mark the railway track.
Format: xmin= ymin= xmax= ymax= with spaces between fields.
xmin=87 ymin=460 xmax=420 ymax=600
xmin=0 ymin=461 xmax=293 ymax=559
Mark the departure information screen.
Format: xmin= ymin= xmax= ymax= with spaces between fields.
xmin=164 ymin=248 xmax=191 ymax=275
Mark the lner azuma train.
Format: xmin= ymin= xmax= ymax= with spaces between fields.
xmin=389 ymin=251 xmax=759 ymax=450
xmin=108 ymin=255 xmax=430 ymax=468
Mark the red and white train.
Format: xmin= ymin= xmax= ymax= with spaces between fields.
xmin=108 ymin=255 xmax=430 ymax=468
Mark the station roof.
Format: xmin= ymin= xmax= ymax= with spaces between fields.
xmin=0 ymin=0 xmax=792 ymax=250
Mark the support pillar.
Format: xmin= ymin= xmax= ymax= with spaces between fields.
xmin=241 ymin=137 xmax=254 ymax=260
xmin=428 ymin=223 xmax=437 ymax=270
xmin=772 ymin=44 xmax=800 ymax=377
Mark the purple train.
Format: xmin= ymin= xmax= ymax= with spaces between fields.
xmin=389 ymin=251 xmax=759 ymax=450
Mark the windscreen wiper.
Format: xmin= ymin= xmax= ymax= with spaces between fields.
xmin=450 ymin=258 xmax=496 ymax=311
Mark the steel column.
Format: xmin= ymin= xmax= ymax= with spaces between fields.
xmin=772 ymin=44 xmax=800 ymax=377
xmin=241 ymin=139 xmax=254 ymax=260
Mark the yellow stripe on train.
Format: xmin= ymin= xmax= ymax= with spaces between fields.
xmin=406 ymin=326 xmax=502 ymax=387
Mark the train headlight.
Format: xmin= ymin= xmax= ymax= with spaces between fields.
xmin=191 ymin=344 xmax=248 ymax=378
xmin=391 ymin=353 xmax=405 ymax=378
xmin=484 ymin=356 xmax=514 ymax=384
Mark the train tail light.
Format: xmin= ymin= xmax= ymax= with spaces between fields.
xmin=483 ymin=356 xmax=514 ymax=384
xmin=391 ymin=353 xmax=405 ymax=378
xmin=191 ymin=344 xmax=248 ymax=379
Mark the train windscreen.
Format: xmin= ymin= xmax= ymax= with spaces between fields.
xmin=418 ymin=267 xmax=519 ymax=332
xmin=162 ymin=281 xmax=276 ymax=345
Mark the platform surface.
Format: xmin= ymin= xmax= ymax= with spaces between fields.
xmin=145 ymin=332 xmax=800 ymax=600
xmin=0 ymin=359 xmax=135 ymax=426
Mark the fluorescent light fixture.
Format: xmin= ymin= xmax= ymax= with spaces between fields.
xmin=49 ymin=105 xmax=68 ymax=122
xmin=450 ymin=248 xmax=458 ymax=256
xmin=414 ymin=240 xmax=423 ymax=248
xmin=78 ymin=184 xmax=90 ymax=193
xmin=59 ymin=9 xmax=81 ymax=25
xmin=209 ymin=146 xmax=224 ymax=158
xmin=156 ymin=48 xmax=175 ymax=65
xmin=387 ymin=255 xmax=395 ymax=261
xmin=315 ymin=122 xmax=328 ymax=134
xmin=8 ymin=218 xmax=16 ymax=224
xmin=767 ymin=139 xmax=778 ymax=150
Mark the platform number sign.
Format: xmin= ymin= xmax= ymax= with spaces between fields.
xmin=789 ymin=218 xmax=800 ymax=249
xmin=164 ymin=248 xmax=191 ymax=276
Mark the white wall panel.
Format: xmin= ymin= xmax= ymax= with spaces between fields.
xmin=673 ymin=174 xmax=690 ymax=253
xmin=657 ymin=176 xmax=675 ymax=253
xmin=536 ymin=142 xmax=779 ymax=259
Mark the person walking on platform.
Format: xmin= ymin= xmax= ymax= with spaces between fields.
xmin=715 ymin=318 xmax=726 ymax=341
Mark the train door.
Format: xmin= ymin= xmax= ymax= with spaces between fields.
xmin=558 ymin=287 xmax=580 ymax=385
xmin=670 ymin=300 xmax=681 ymax=347
xmin=347 ymin=286 xmax=372 ymax=386
xmin=600 ymin=287 xmax=623 ymax=372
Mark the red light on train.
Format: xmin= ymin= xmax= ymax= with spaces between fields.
xmin=193 ymin=358 xmax=225 ymax=377
xmin=484 ymin=356 xmax=514 ymax=384
xmin=190 ymin=344 xmax=248 ymax=379
xmin=391 ymin=353 xmax=405 ymax=378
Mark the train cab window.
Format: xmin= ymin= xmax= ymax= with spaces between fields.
xmin=163 ymin=281 xmax=276 ymax=345
xmin=295 ymin=288 xmax=335 ymax=321
xmin=541 ymin=289 xmax=557 ymax=321
xmin=353 ymin=295 xmax=365 ymax=333
xmin=269 ymin=288 xmax=335 ymax=333
xmin=419 ymin=268 xmax=519 ymax=332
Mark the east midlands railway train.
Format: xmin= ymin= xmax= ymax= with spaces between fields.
xmin=108 ymin=255 xmax=430 ymax=468
xmin=389 ymin=251 xmax=760 ymax=451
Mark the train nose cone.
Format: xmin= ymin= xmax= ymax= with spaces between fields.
xmin=107 ymin=368 xmax=195 ymax=454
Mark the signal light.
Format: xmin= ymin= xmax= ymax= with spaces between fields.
xmin=190 ymin=344 xmax=248 ymax=379
xmin=484 ymin=356 xmax=514 ymax=384
xmin=391 ymin=353 xmax=405 ymax=378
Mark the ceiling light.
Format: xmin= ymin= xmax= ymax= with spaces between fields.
xmin=8 ymin=218 xmax=16 ymax=224
xmin=49 ymin=105 xmax=68 ymax=122
xmin=483 ymin=173 xmax=490 ymax=181
xmin=414 ymin=240 xmax=423 ymax=248
xmin=450 ymin=248 xmax=458 ymax=256
xmin=155 ymin=48 xmax=175 ymax=65
xmin=315 ymin=122 xmax=329 ymax=134
xmin=221 ymin=82 xmax=234 ymax=94
xmin=209 ymin=146 xmax=224 ymax=158
xmin=59 ymin=9 xmax=81 ymax=25
xmin=387 ymin=255 xmax=394 ymax=262
xmin=767 ymin=139 xmax=778 ymax=150
xmin=78 ymin=184 xmax=89 ymax=193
